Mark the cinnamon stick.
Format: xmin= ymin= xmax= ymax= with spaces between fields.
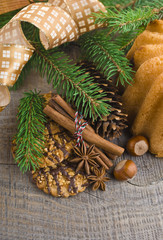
xmin=94 ymin=147 xmax=113 ymax=167
xmin=50 ymin=95 xmax=117 ymax=161
xmin=105 ymin=152 xmax=117 ymax=160
xmin=49 ymin=99 xmax=73 ymax=120
xmin=43 ymin=105 xmax=124 ymax=156
xmin=85 ymin=142 xmax=109 ymax=170
xmin=95 ymin=156 xmax=109 ymax=170
xmin=52 ymin=95 xmax=95 ymax=133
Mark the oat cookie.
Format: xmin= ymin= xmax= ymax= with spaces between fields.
xmin=32 ymin=163 xmax=88 ymax=197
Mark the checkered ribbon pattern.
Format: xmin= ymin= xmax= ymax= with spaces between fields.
xmin=74 ymin=111 xmax=88 ymax=146
xmin=0 ymin=0 xmax=106 ymax=111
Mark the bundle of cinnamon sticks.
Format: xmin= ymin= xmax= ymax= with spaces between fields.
xmin=44 ymin=95 xmax=125 ymax=170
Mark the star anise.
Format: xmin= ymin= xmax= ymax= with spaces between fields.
xmin=87 ymin=167 xmax=110 ymax=191
xmin=69 ymin=143 xmax=99 ymax=175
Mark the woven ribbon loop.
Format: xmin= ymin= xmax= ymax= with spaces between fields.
xmin=0 ymin=0 xmax=106 ymax=111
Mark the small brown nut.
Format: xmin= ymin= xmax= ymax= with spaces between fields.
xmin=114 ymin=160 xmax=137 ymax=181
xmin=126 ymin=135 xmax=149 ymax=156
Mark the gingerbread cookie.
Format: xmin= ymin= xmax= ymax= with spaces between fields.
xmin=32 ymin=163 xmax=88 ymax=197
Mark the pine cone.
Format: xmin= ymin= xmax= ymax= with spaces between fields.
xmin=78 ymin=61 xmax=128 ymax=140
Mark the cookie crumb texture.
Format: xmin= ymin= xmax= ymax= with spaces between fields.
xmin=39 ymin=120 xmax=75 ymax=168
xmin=32 ymin=120 xmax=88 ymax=197
xmin=32 ymin=164 xmax=88 ymax=198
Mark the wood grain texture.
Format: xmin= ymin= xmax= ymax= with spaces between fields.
xmin=0 ymin=165 xmax=163 ymax=240
xmin=0 ymin=71 xmax=163 ymax=240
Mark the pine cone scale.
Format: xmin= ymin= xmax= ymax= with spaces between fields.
xmin=78 ymin=61 xmax=128 ymax=140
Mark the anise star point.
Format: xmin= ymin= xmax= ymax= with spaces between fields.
xmin=87 ymin=167 xmax=110 ymax=191
xmin=69 ymin=143 xmax=99 ymax=175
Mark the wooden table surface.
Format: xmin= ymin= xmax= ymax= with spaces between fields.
xmin=0 ymin=71 xmax=163 ymax=240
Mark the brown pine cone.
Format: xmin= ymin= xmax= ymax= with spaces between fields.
xmin=78 ymin=61 xmax=128 ymax=140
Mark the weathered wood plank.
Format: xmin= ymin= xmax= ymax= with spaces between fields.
xmin=0 ymin=165 xmax=163 ymax=240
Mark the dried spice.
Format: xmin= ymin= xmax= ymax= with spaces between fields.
xmin=69 ymin=143 xmax=100 ymax=175
xmin=88 ymin=167 xmax=110 ymax=191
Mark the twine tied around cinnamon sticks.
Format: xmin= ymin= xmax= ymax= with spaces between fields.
xmin=44 ymin=94 xmax=125 ymax=170
xmin=0 ymin=0 xmax=106 ymax=111
xmin=74 ymin=111 xmax=88 ymax=146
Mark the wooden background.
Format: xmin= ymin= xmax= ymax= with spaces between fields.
xmin=0 ymin=70 xmax=163 ymax=240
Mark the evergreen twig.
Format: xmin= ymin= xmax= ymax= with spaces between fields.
xmin=79 ymin=32 xmax=134 ymax=86
xmin=14 ymin=90 xmax=46 ymax=173
xmin=32 ymin=42 xmax=109 ymax=119
xmin=79 ymin=1 xmax=163 ymax=85
xmin=17 ymin=23 xmax=110 ymax=120
xmin=114 ymin=28 xmax=143 ymax=51
xmin=100 ymin=0 xmax=163 ymax=10
xmin=135 ymin=0 xmax=163 ymax=9
xmin=93 ymin=6 xmax=158 ymax=33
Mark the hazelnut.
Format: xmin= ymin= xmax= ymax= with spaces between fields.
xmin=113 ymin=160 xmax=137 ymax=181
xmin=126 ymin=135 xmax=149 ymax=156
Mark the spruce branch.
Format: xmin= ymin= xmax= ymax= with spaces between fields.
xmin=19 ymin=22 xmax=110 ymax=120
xmin=14 ymin=90 xmax=47 ymax=173
xmin=114 ymin=28 xmax=143 ymax=51
xmin=100 ymin=0 xmax=163 ymax=10
xmin=93 ymin=6 xmax=158 ymax=33
xmin=31 ymin=43 xmax=109 ymax=119
xmin=79 ymin=32 xmax=134 ymax=86
xmin=135 ymin=0 xmax=163 ymax=9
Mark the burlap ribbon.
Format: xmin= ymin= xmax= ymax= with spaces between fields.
xmin=0 ymin=0 xmax=106 ymax=111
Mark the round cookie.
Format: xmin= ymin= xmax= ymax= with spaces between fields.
xmin=32 ymin=163 xmax=88 ymax=197
xmin=12 ymin=93 xmax=88 ymax=197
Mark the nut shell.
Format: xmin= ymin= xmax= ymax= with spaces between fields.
xmin=114 ymin=159 xmax=137 ymax=181
xmin=126 ymin=135 xmax=149 ymax=156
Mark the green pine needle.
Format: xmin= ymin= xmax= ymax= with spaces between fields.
xmin=31 ymin=41 xmax=110 ymax=120
xmin=20 ymin=22 xmax=110 ymax=120
xmin=135 ymin=0 xmax=163 ymax=9
xmin=100 ymin=0 xmax=163 ymax=11
xmin=93 ymin=6 xmax=158 ymax=33
xmin=114 ymin=28 xmax=144 ymax=51
xmin=79 ymin=32 xmax=134 ymax=86
xmin=14 ymin=90 xmax=46 ymax=173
